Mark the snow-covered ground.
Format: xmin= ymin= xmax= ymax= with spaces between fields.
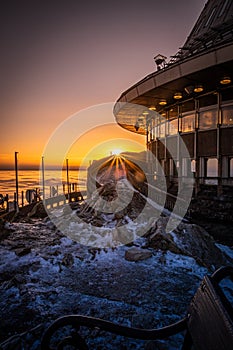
xmin=0 ymin=216 xmax=232 ymax=349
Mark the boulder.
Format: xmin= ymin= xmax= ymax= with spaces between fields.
xmin=27 ymin=202 xmax=47 ymax=218
xmin=147 ymin=217 xmax=227 ymax=268
xmin=125 ymin=247 xmax=152 ymax=262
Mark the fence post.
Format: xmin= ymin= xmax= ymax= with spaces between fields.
xmin=14 ymin=192 xmax=17 ymax=210
xmin=6 ymin=194 xmax=9 ymax=212
xmin=21 ymin=191 xmax=24 ymax=206
xmin=14 ymin=152 xmax=19 ymax=207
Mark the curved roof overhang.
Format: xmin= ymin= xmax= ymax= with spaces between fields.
xmin=114 ymin=42 xmax=233 ymax=135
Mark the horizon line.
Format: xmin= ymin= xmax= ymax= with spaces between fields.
xmin=0 ymin=166 xmax=87 ymax=171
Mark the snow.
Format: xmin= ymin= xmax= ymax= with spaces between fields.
xmin=216 ymin=243 xmax=233 ymax=260
xmin=0 ymin=218 xmax=232 ymax=349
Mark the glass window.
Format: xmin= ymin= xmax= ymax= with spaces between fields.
xmin=207 ymin=158 xmax=218 ymax=177
xmin=160 ymin=123 xmax=166 ymax=138
xmin=222 ymin=105 xmax=233 ymax=125
xmin=199 ymin=109 xmax=217 ymax=130
xmin=169 ymin=159 xmax=174 ymax=176
xmin=191 ymin=160 xmax=196 ymax=172
xmin=182 ymin=158 xmax=188 ymax=176
xmin=181 ymin=100 xmax=195 ymax=114
xmin=168 ymin=119 xmax=178 ymax=135
xmin=181 ymin=114 xmax=195 ymax=132
xmin=221 ymin=87 xmax=233 ymax=102
xmin=230 ymin=158 xmax=233 ymax=177
xmin=148 ymin=120 xmax=154 ymax=141
xmin=182 ymin=158 xmax=193 ymax=176
xmin=168 ymin=106 xmax=178 ymax=120
xmin=199 ymin=94 xmax=217 ymax=108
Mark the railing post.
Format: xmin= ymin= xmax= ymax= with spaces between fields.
xmin=14 ymin=192 xmax=17 ymax=210
xmin=14 ymin=151 xmax=19 ymax=207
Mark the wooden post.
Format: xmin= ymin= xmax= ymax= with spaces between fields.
xmin=21 ymin=191 xmax=24 ymax=206
xmin=63 ymin=184 xmax=65 ymax=193
xmin=14 ymin=192 xmax=17 ymax=210
xmin=15 ymin=151 xmax=19 ymax=207
xmin=42 ymin=156 xmax=45 ymax=201
xmin=66 ymin=159 xmax=69 ymax=194
xmin=56 ymin=185 xmax=58 ymax=196
xmin=6 ymin=194 xmax=9 ymax=212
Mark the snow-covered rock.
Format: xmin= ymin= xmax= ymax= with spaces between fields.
xmin=147 ymin=217 xmax=227 ymax=268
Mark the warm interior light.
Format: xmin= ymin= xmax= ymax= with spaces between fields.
xmin=194 ymin=84 xmax=204 ymax=93
xmin=173 ymin=92 xmax=182 ymax=99
xmin=220 ymin=76 xmax=231 ymax=85
xmin=142 ymin=111 xmax=149 ymax=116
xmin=159 ymin=99 xmax=167 ymax=105
xmin=149 ymin=106 xmax=156 ymax=111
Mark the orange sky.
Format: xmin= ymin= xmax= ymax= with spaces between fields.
xmin=0 ymin=0 xmax=205 ymax=169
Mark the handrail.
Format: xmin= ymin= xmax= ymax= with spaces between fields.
xmin=41 ymin=316 xmax=187 ymax=350
xmin=41 ymin=266 xmax=233 ymax=350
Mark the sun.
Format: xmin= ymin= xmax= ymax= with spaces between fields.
xmin=111 ymin=148 xmax=122 ymax=156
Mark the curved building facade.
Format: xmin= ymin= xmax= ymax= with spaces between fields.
xmin=114 ymin=0 xmax=233 ymax=218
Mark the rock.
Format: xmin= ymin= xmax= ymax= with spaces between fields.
xmin=173 ymin=223 xmax=226 ymax=268
xmin=27 ymin=202 xmax=47 ymax=218
xmin=113 ymin=228 xmax=135 ymax=245
xmin=125 ymin=247 xmax=152 ymax=262
xmin=61 ymin=253 xmax=74 ymax=267
xmin=147 ymin=217 xmax=227 ymax=268
xmin=14 ymin=247 xmax=31 ymax=257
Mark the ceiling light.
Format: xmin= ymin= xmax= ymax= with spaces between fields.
xmin=159 ymin=99 xmax=167 ymax=105
xmin=220 ymin=76 xmax=231 ymax=85
xmin=173 ymin=92 xmax=182 ymax=99
xmin=149 ymin=106 xmax=156 ymax=111
xmin=194 ymin=84 xmax=204 ymax=93
xmin=142 ymin=111 xmax=149 ymax=116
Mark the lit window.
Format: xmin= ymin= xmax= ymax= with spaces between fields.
xmin=191 ymin=160 xmax=196 ymax=172
xmin=222 ymin=105 xmax=233 ymax=125
xmin=207 ymin=158 xmax=218 ymax=177
xmin=160 ymin=123 xmax=166 ymax=138
xmin=169 ymin=119 xmax=178 ymax=135
xmin=199 ymin=109 xmax=218 ymax=130
xmin=181 ymin=114 xmax=195 ymax=132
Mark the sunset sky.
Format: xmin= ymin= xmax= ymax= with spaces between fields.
xmin=0 ymin=0 xmax=206 ymax=169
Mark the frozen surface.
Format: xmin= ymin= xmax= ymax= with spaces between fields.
xmin=0 ymin=218 xmax=232 ymax=349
